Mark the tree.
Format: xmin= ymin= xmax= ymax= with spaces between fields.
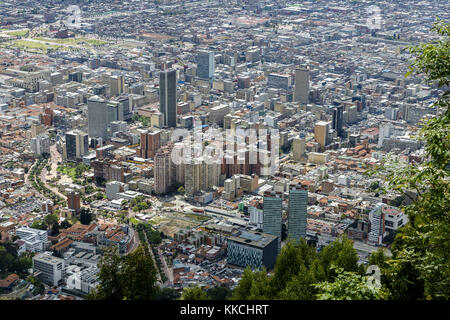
xmin=121 ymin=246 xmax=159 ymax=300
xmin=314 ymin=266 xmax=388 ymax=300
xmin=269 ymin=240 xmax=307 ymax=296
xmin=230 ymin=266 xmax=270 ymax=300
xmin=156 ymin=287 xmax=181 ymax=300
xmin=88 ymin=245 xmax=159 ymax=300
xmin=279 ymin=263 xmax=320 ymax=300
xmin=60 ymin=220 xmax=72 ymax=229
xmin=318 ymin=235 xmax=361 ymax=280
xmin=180 ymin=286 xmax=209 ymax=300
xmin=44 ymin=214 xmax=58 ymax=227
xmin=88 ymin=246 xmax=124 ymax=300
xmin=368 ymin=19 xmax=450 ymax=300
xmin=369 ymin=181 xmax=380 ymax=191
xmin=206 ymin=286 xmax=232 ymax=300
xmin=50 ymin=222 xmax=60 ymax=236
xmin=80 ymin=208 xmax=92 ymax=225
xmin=31 ymin=220 xmax=47 ymax=230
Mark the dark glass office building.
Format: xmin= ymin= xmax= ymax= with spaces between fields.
xmin=288 ymin=184 xmax=308 ymax=243
xmin=227 ymin=230 xmax=278 ymax=270
xmin=332 ymin=105 xmax=344 ymax=137
xmin=159 ymin=69 xmax=177 ymax=128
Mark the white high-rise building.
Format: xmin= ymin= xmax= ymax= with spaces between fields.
xmin=30 ymin=134 xmax=50 ymax=156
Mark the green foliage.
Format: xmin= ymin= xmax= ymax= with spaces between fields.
xmin=121 ymin=246 xmax=159 ymax=300
xmin=80 ymin=208 xmax=92 ymax=225
xmin=405 ymin=19 xmax=450 ymax=87
xmin=180 ymin=286 xmax=209 ymax=300
xmin=319 ymin=235 xmax=361 ymax=279
xmin=50 ymin=222 xmax=60 ymax=236
xmin=31 ymin=220 xmax=47 ymax=230
xmin=231 ymin=266 xmax=270 ymax=300
xmin=206 ymin=286 xmax=232 ymax=300
xmin=0 ymin=242 xmax=32 ymax=278
xmin=156 ymin=287 xmax=181 ymax=300
xmin=133 ymin=201 xmax=149 ymax=212
xmin=231 ymin=236 xmax=362 ymax=300
xmin=61 ymin=220 xmax=72 ymax=229
xmin=28 ymin=275 xmax=45 ymax=295
xmin=137 ymin=223 xmax=162 ymax=245
xmin=314 ymin=266 xmax=388 ymax=300
xmin=369 ymin=181 xmax=380 ymax=191
xmin=132 ymin=114 xmax=150 ymax=126
xmin=44 ymin=214 xmax=58 ymax=227
xmin=389 ymin=195 xmax=406 ymax=207
xmin=367 ymin=19 xmax=450 ymax=300
xmin=88 ymin=245 xmax=158 ymax=300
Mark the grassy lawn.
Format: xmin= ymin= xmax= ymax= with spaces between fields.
xmin=10 ymin=40 xmax=62 ymax=53
xmin=149 ymin=216 xmax=170 ymax=225
xmin=56 ymin=163 xmax=89 ymax=181
xmin=33 ymin=37 xmax=107 ymax=47
xmin=129 ymin=217 xmax=141 ymax=226
xmin=5 ymin=29 xmax=29 ymax=37
xmin=183 ymin=213 xmax=210 ymax=222
xmin=57 ymin=165 xmax=77 ymax=180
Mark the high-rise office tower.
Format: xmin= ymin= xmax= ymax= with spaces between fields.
xmin=292 ymin=137 xmax=307 ymax=161
xmin=332 ymin=105 xmax=344 ymax=137
xmin=107 ymin=101 xmax=119 ymax=124
xmin=288 ymin=184 xmax=308 ymax=242
xmin=314 ymin=121 xmax=330 ymax=151
xmin=294 ymin=67 xmax=309 ymax=104
xmin=109 ymin=75 xmax=125 ymax=96
xmin=263 ymin=191 xmax=283 ymax=254
xmin=197 ymin=50 xmax=215 ymax=80
xmin=65 ymin=130 xmax=88 ymax=161
xmin=88 ymin=95 xmax=108 ymax=140
xmin=116 ymin=95 xmax=131 ymax=120
xmin=159 ymin=69 xmax=177 ymax=128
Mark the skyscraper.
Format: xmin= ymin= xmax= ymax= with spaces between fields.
xmin=294 ymin=67 xmax=309 ymax=104
xmin=263 ymin=191 xmax=283 ymax=254
xmin=109 ymin=74 xmax=124 ymax=96
xmin=65 ymin=130 xmax=88 ymax=161
xmin=288 ymin=184 xmax=308 ymax=242
xmin=292 ymin=137 xmax=307 ymax=161
xmin=332 ymin=105 xmax=344 ymax=137
xmin=197 ymin=50 xmax=215 ymax=80
xmin=159 ymin=69 xmax=177 ymax=128
xmin=314 ymin=121 xmax=330 ymax=151
xmin=185 ymin=159 xmax=202 ymax=197
xmin=30 ymin=134 xmax=50 ymax=156
xmin=88 ymin=95 xmax=108 ymax=140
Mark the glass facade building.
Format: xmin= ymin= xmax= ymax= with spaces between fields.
xmin=159 ymin=69 xmax=177 ymax=128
